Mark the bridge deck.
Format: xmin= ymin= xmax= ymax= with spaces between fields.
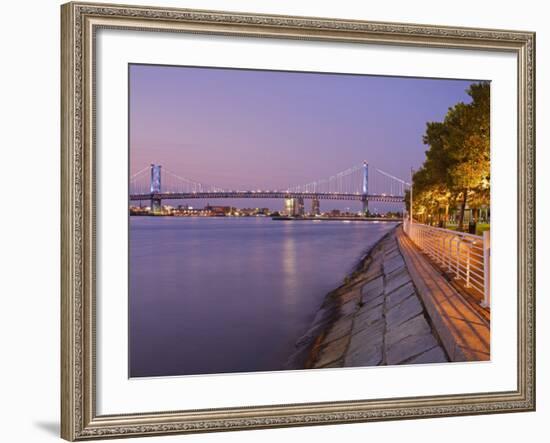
xmin=129 ymin=191 xmax=404 ymax=203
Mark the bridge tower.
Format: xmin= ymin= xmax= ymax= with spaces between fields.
xmin=150 ymin=164 xmax=162 ymax=214
xmin=361 ymin=161 xmax=369 ymax=216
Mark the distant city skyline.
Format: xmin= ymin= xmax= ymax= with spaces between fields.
xmin=129 ymin=64 xmax=479 ymax=211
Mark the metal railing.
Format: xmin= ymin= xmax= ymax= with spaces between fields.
xmin=403 ymin=220 xmax=490 ymax=308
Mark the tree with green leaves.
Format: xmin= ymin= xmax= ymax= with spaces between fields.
xmin=413 ymin=82 xmax=490 ymax=231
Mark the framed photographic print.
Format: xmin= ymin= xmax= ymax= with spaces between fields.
xmin=61 ymin=1 xmax=536 ymax=440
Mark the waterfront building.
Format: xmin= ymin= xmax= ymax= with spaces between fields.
xmin=204 ymin=204 xmax=233 ymax=216
xmin=283 ymin=197 xmax=305 ymax=216
xmin=283 ymin=197 xmax=295 ymax=216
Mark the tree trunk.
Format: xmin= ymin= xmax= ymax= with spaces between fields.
xmin=457 ymin=190 xmax=468 ymax=231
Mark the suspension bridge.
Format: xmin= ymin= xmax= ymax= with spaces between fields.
xmin=129 ymin=162 xmax=410 ymax=214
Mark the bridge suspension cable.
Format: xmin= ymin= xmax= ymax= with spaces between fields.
xmin=163 ymin=168 xmax=226 ymax=193
xmin=130 ymin=166 xmax=150 ymax=181
xmin=286 ymin=164 xmax=365 ymax=194
xmin=369 ymin=168 xmax=410 ymax=197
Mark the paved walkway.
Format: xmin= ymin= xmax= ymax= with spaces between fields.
xmin=397 ymin=228 xmax=490 ymax=361
xmin=309 ymin=228 xmax=449 ymax=368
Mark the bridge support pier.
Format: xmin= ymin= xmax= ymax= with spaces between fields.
xmin=151 ymin=197 xmax=162 ymax=214
xmin=311 ymin=198 xmax=320 ymax=216
xmin=362 ymin=197 xmax=369 ymax=216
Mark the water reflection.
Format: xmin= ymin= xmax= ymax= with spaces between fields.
xmin=129 ymin=217 xmax=396 ymax=377
xmin=282 ymin=224 xmax=298 ymax=308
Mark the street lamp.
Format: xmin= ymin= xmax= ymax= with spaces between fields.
xmin=410 ymin=167 xmax=414 ymax=223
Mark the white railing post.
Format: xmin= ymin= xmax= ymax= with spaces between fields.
xmin=455 ymin=238 xmax=462 ymax=279
xmin=482 ymin=230 xmax=491 ymax=307
xmin=447 ymin=236 xmax=454 ymax=272
xmin=465 ymin=245 xmax=471 ymax=288
xmin=402 ymin=222 xmax=489 ymax=309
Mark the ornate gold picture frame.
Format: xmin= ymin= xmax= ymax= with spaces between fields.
xmin=61 ymin=2 xmax=535 ymax=440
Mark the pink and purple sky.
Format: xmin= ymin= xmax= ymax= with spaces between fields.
xmin=129 ymin=64 xmax=481 ymax=210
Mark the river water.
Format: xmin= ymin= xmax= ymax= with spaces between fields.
xmin=129 ymin=217 xmax=397 ymax=377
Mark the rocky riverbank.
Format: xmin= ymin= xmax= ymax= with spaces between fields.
xmin=286 ymin=225 xmax=448 ymax=369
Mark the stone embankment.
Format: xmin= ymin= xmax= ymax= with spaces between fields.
xmin=286 ymin=226 xmax=449 ymax=369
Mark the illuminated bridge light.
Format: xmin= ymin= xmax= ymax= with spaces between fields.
xmin=129 ymin=162 xmax=408 ymax=208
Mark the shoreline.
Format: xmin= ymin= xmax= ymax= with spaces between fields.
xmin=285 ymin=224 xmax=455 ymax=369
xmin=129 ymin=213 xmax=402 ymax=222
xmin=284 ymin=226 xmax=399 ymax=369
xmin=272 ymin=216 xmax=402 ymax=222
